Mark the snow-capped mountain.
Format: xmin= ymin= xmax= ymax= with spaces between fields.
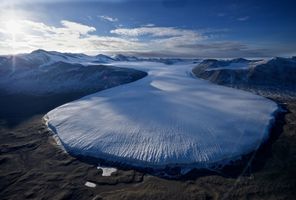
xmin=112 ymin=54 xmax=197 ymax=64
xmin=22 ymin=49 xmax=114 ymax=67
xmin=0 ymin=50 xmax=196 ymax=75
xmin=0 ymin=49 xmax=90 ymax=74
xmin=0 ymin=49 xmax=198 ymax=95
xmin=95 ymin=54 xmax=115 ymax=63
xmin=113 ymin=54 xmax=140 ymax=62
xmin=192 ymin=57 xmax=296 ymax=99
xmin=0 ymin=50 xmax=147 ymax=95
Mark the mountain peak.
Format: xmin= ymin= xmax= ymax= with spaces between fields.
xmin=31 ymin=49 xmax=49 ymax=54
xmin=231 ymin=58 xmax=249 ymax=63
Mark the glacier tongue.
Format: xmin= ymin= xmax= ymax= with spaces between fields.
xmin=45 ymin=61 xmax=278 ymax=168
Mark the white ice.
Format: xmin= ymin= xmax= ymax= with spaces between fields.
xmin=84 ymin=181 xmax=96 ymax=188
xmin=97 ymin=166 xmax=117 ymax=176
xmin=205 ymin=62 xmax=249 ymax=71
xmin=45 ymin=61 xmax=278 ymax=168
xmin=205 ymin=59 xmax=270 ymax=71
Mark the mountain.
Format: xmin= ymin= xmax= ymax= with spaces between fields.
xmin=0 ymin=49 xmax=199 ymax=95
xmin=112 ymin=53 xmax=198 ymax=64
xmin=0 ymin=50 xmax=147 ymax=95
xmin=94 ymin=54 xmax=115 ymax=63
xmin=19 ymin=49 xmax=94 ymax=67
xmin=0 ymin=50 xmax=196 ymax=75
xmin=192 ymin=57 xmax=296 ymax=99
xmin=113 ymin=54 xmax=140 ymax=62
xmin=0 ymin=50 xmax=82 ymax=74
xmin=146 ymin=58 xmax=186 ymax=65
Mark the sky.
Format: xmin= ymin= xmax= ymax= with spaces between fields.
xmin=0 ymin=0 xmax=295 ymax=58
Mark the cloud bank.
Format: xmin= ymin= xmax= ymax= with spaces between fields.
xmin=0 ymin=19 xmax=275 ymax=58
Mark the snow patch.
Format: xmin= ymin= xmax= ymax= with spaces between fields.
xmin=84 ymin=181 xmax=96 ymax=188
xmin=97 ymin=166 xmax=117 ymax=176
xmin=206 ymin=62 xmax=249 ymax=71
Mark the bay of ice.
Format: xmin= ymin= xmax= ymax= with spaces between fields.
xmin=45 ymin=61 xmax=278 ymax=169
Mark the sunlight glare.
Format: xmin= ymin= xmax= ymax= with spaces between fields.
xmin=5 ymin=20 xmax=21 ymax=34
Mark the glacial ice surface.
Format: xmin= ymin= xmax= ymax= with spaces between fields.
xmin=45 ymin=61 xmax=278 ymax=168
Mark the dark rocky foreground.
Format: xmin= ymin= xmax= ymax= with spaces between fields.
xmin=0 ymin=93 xmax=295 ymax=200
xmin=1 ymin=80 xmax=296 ymax=199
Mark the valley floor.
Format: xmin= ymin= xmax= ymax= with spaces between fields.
xmin=0 ymin=93 xmax=295 ymax=200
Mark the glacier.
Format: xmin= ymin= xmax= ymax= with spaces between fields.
xmin=45 ymin=61 xmax=278 ymax=169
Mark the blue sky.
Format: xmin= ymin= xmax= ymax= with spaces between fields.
xmin=0 ymin=0 xmax=295 ymax=58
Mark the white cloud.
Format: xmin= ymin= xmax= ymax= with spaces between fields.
xmin=99 ymin=15 xmax=118 ymax=22
xmin=60 ymin=20 xmax=96 ymax=34
xmin=0 ymin=19 xmax=269 ymax=58
xmin=111 ymin=27 xmax=203 ymax=39
xmin=143 ymin=23 xmax=155 ymax=27
xmin=237 ymin=16 xmax=250 ymax=21
xmin=0 ymin=19 xmax=144 ymax=55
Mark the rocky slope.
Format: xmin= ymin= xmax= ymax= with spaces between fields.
xmin=192 ymin=57 xmax=296 ymax=100
xmin=0 ymin=50 xmax=147 ymax=95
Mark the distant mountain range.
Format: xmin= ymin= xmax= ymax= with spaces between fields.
xmin=192 ymin=57 xmax=296 ymax=99
xmin=0 ymin=49 xmax=196 ymax=74
xmin=0 ymin=49 xmax=195 ymax=95
xmin=1 ymin=49 xmax=295 ymax=98
xmin=0 ymin=50 xmax=150 ymax=95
